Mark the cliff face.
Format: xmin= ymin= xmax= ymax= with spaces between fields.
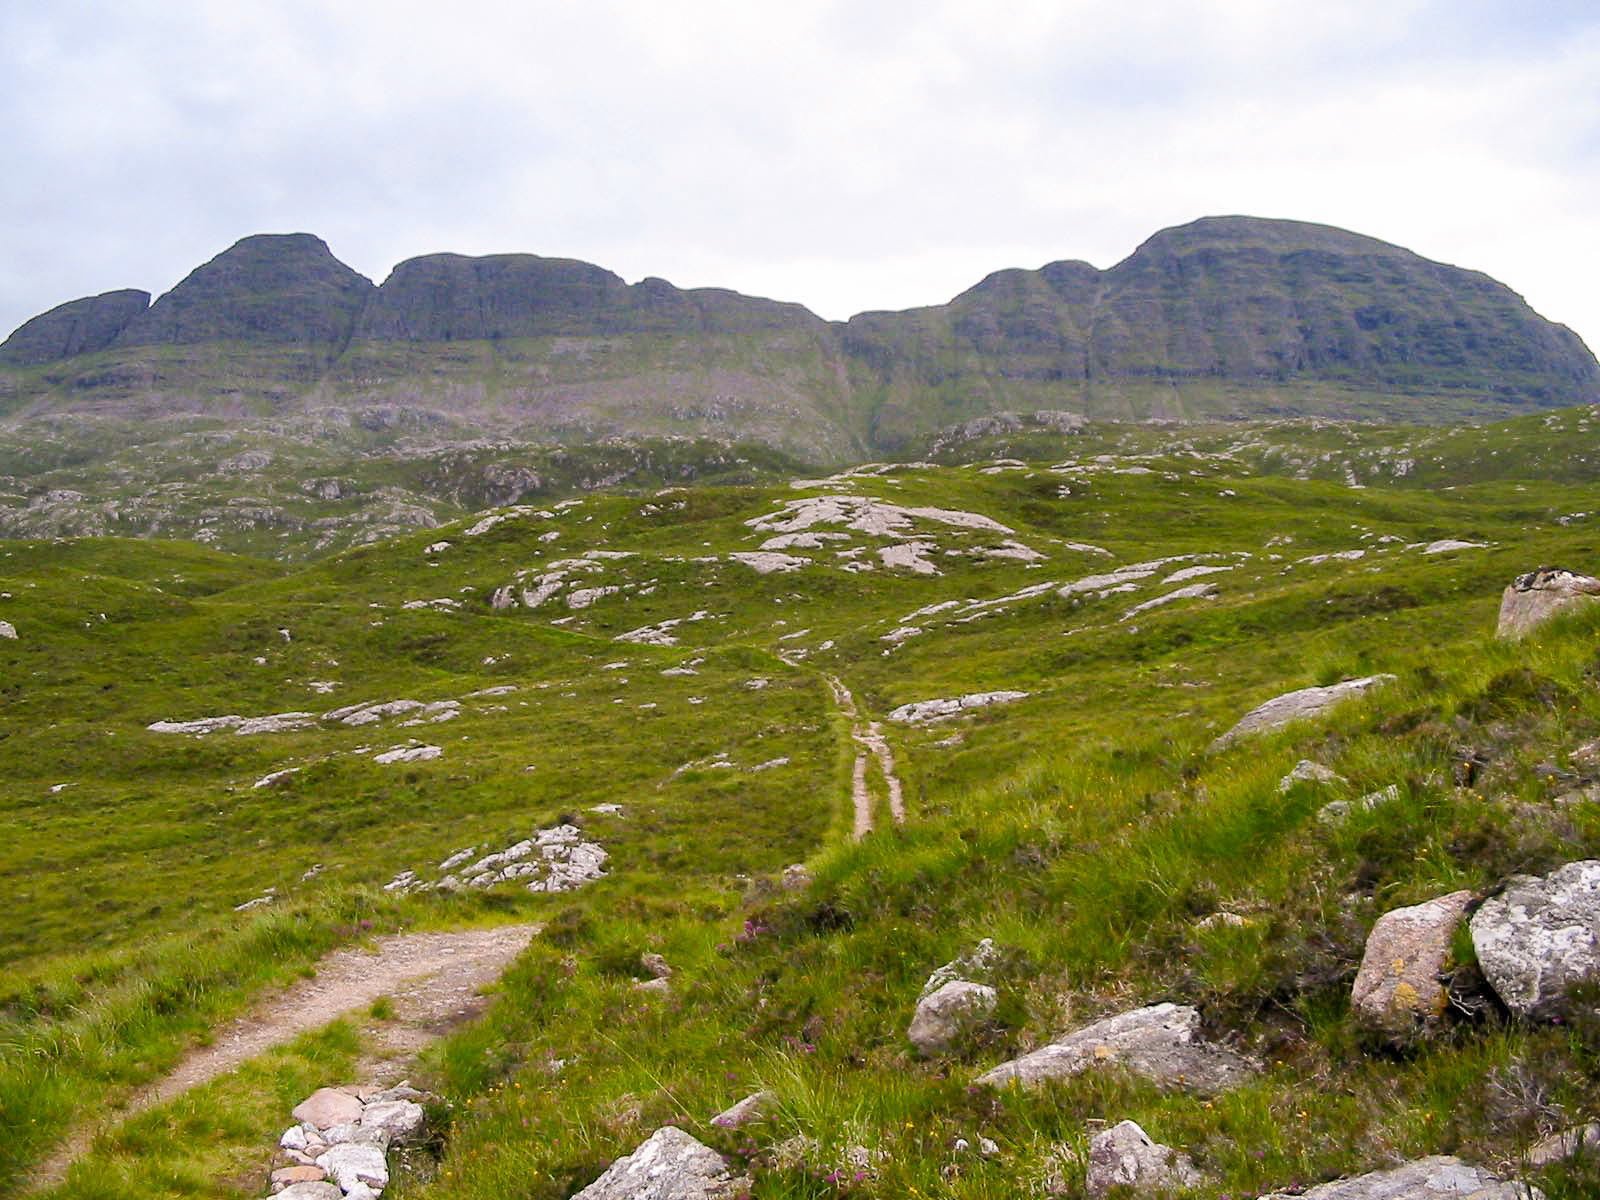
xmin=0 ymin=289 xmax=150 ymax=367
xmin=3 ymin=217 xmax=1595 ymax=455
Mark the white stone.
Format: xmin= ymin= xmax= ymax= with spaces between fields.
xmin=1211 ymin=675 xmax=1396 ymax=749
xmin=887 ymin=691 xmax=1029 ymax=724
xmin=373 ymin=744 xmax=441 ymax=765
xmin=317 ymin=1142 xmax=389 ymax=1192
xmin=1085 ymin=1120 xmax=1201 ymax=1198
xmin=1470 ymin=859 xmax=1600 ymax=1020
xmin=571 ymin=1126 xmax=744 ymax=1200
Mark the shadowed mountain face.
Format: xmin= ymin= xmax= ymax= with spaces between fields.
xmin=2 ymin=217 xmax=1595 ymax=455
xmin=0 ymin=289 xmax=150 ymax=367
xmin=114 ymin=233 xmax=375 ymax=349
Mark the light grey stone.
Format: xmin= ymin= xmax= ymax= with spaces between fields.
xmin=920 ymin=938 xmax=1002 ymax=1000
xmin=1497 ymin=567 xmax=1600 ymax=639
xmin=1279 ymin=760 xmax=1347 ymax=792
xmin=1086 ymin=1120 xmax=1201 ymax=1198
xmin=1351 ymin=890 xmax=1472 ymax=1037
xmin=279 ymin=1124 xmax=310 ymax=1152
xmin=1471 ymin=860 xmax=1600 ymax=1019
xmin=975 ymin=1002 xmax=1253 ymax=1094
xmin=317 ymin=1142 xmax=389 ymax=1192
xmin=274 ymin=1184 xmax=342 ymax=1200
xmin=1257 ymin=1155 xmax=1540 ymax=1198
xmin=1211 ymin=675 xmax=1396 ymax=749
xmin=908 ymin=980 xmax=998 ymax=1056
xmin=572 ymin=1126 xmax=747 ymax=1200
xmin=361 ymin=1098 xmax=428 ymax=1144
xmin=322 ymin=1119 xmax=391 ymax=1148
xmin=641 ymin=952 xmax=673 ymax=980
xmin=1319 ymin=784 xmax=1402 ymax=825
xmin=0 ymin=620 xmax=15 ymax=639
xmin=710 ymin=1089 xmax=775 ymax=1129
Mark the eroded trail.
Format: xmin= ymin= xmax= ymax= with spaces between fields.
xmin=817 ymin=670 xmax=906 ymax=837
xmin=31 ymin=923 xmax=539 ymax=1191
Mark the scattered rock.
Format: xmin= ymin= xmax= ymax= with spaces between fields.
xmin=1279 ymin=760 xmax=1347 ymax=792
xmin=292 ymin=1088 xmax=365 ymax=1131
xmin=919 ymin=938 xmax=1002 ymax=1000
xmin=1470 ymin=859 xmax=1600 ymax=1019
xmin=710 ymin=1090 xmax=775 ymax=1129
xmin=728 ymin=551 xmax=810 ymax=574
xmin=1318 ymin=784 xmax=1402 ymax=824
xmin=1351 ymin=890 xmax=1473 ymax=1037
xmin=0 ymin=620 xmax=15 ymax=639
xmin=1497 ymin=567 xmax=1600 ymax=639
xmin=373 ymin=744 xmax=441 ymax=765
xmin=317 ymin=1142 xmax=389 ymax=1192
xmin=1210 ymin=675 xmax=1396 ymax=749
xmin=1256 ymin=1155 xmax=1540 ymax=1198
xmin=887 ymin=691 xmax=1029 ymax=724
xmin=1421 ymin=539 xmax=1487 ymax=555
xmin=1085 ymin=1120 xmax=1201 ymax=1198
xmin=1196 ymin=912 xmax=1255 ymax=930
xmin=572 ymin=1126 xmax=748 ymax=1200
xmin=780 ymin=864 xmax=813 ymax=891
xmin=641 ymin=952 xmax=673 ymax=980
xmin=974 ymin=1003 xmax=1253 ymax=1094
xmin=908 ymin=980 xmax=998 ymax=1056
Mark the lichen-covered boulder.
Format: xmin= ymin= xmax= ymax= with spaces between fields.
xmin=907 ymin=980 xmax=998 ymax=1056
xmin=974 ymin=1003 xmax=1252 ymax=1094
xmin=1085 ymin=1120 xmax=1201 ymax=1197
xmin=1497 ymin=567 xmax=1600 ymax=639
xmin=1351 ymin=890 xmax=1473 ymax=1037
xmin=1470 ymin=860 xmax=1600 ymax=1019
xmin=572 ymin=1126 xmax=747 ymax=1200
xmin=1257 ymin=1154 xmax=1540 ymax=1198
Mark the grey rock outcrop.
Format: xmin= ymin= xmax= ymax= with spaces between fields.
xmin=1085 ymin=1120 xmax=1201 ymax=1198
xmin=572 ymin=1126 xmax=747 ymax=1200
xmin=1351 ymin=890 xmax=1472 ymax=1037
xmin=1497 ymin=567 xmax=1600 ymax=639
xmin=919 ymin=938 xmax=1002 ymax=1000
xmin=1257 ymin=1155 xmax=1539 ymax=1198
xmin=1470 ymin=859 xmax=1600 ymax=1019
xmin=0 ymin=288 xmax=150 ymax=366
xmin=907 ymin=980 xmax=998 ymax=1057
xmin=1278 ymin=760 xmax=1346 ymax=791
xmin=1211 ymin=675 xmax=1396 ymax=749
xmin=974 ymin=1002 xmax=1252 ymax=1094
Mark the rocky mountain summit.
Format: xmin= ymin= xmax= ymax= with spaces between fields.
xmin=3 ymin=217 xmax=1594 ymax=459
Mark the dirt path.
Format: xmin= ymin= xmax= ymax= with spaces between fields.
xmin=810 ymin=667 xmax=905 ymax=838
xmin=30 ymin=923 xmax=539 ymax=1191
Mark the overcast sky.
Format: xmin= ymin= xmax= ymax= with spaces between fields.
xmin=3 ymin=0 xmax=1597 ymax=351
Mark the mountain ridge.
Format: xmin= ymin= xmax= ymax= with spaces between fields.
xmin=3 ymin=216 xmax=1595 ymax=456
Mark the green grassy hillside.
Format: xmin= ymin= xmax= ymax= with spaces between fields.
xmin=2 ymin=417 xmax=1599 ymax=1197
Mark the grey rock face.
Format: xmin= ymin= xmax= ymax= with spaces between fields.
xmin=1085 ymin=1120 xmax=1201 ymax=1198
xmin=1256 ymin=1155 xmax=1540 ymax=1198
xmin=1211 ymin=675 xmax=1396 ymax=749
xmin=0 ymin=288 xmax=150 ymax=366
xmin=1527 ymin=1121 xmax=1600 ymax=1166
xmin=907 ymin=980 xmax=998 ymax=1057
xmin=1470 ymin=859 xmax=1600 ymax=1019
xmin=572 ymin=1126 xmax=747 ymax=1200
xmin=1497 ymin=567 xmax=1600 ymax=639
xmin=116 ymin=233 xmax=374 ymax=348
xmin=1351 ymin=890 xmax=1472 ymax=1037
xmin=974 ymin=1002 xmax=1253 ymax=1094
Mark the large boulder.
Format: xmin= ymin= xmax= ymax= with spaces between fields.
xmin=1497 ymin=568 xmax=1600 ymax=639
xmin=907 ymin=980 xmax=998 ymax=1057
xmin=1351 ymin=890 xmax=1472 ymax=1037
xmin=1470 ymin=860 xmax=1600 ymax=1019
xmin=572 ymin=1126 xmax=748 ymax=1200
xmin=1257 ymin=1155 xmax=1539 ymax=1198
xmin=1211 ymin=676 xmax=1395 ymax=750
xmin=1085 ymin=1120 xmax=1201 ymax=1198
xmin=974 ymin=1002 xmax=1252 ymax=1094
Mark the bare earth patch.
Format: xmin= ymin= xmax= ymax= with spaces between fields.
xmin=30 ymin=923 xmax=539 ymax=1191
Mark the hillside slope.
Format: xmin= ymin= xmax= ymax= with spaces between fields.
xmin=3 ymin=429 xmax=1599 ymax=1198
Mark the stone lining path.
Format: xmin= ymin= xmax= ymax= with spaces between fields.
xmin=29 ymin=923 xmax=539 ymax=1192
